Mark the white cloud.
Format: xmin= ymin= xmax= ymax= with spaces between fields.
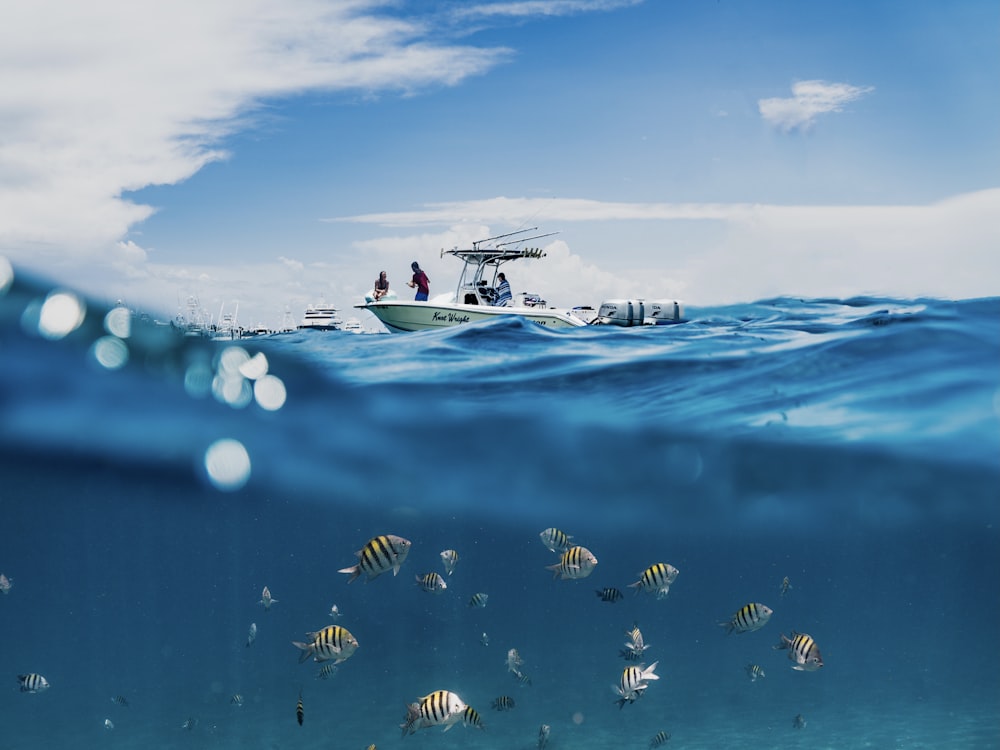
xmin=758 ymin=79 xmax=874 ymax=132
xmin=452 ymin=0 xmax=643 ymax=20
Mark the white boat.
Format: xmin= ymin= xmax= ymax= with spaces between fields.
xmin=342 ymin=317 xmax=365 ymax=334
xmin=298 ymin=304 xmax=344 ymax=331
xmin=356 ymin=229 xmax=684 ymax=333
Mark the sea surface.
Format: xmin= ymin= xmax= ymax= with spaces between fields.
xmin=1 ymin=264 xmax=998 ymax=749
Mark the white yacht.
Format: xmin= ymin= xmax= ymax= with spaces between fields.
xmin=298 ymin=304 xmax=344 ymax=331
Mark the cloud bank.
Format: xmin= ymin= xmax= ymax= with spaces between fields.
xmin=759 ymin=80 xmax=874 ymax=132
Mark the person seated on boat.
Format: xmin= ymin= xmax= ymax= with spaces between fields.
xmin=407 ymin=261 xmax=430 ymax=301
xmin=494 ymin=272 xmax=513 ymax=307
xmin=373 ymin=271 xmax=390 ymax=301
xmin=477 ymin=279 xmax=497 ymax=305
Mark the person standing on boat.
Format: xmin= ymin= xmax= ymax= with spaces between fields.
xmin=494 ymin=272 xmax=512 ymax=307
xmin=407 ymin=261 xmax=430 ymax=301
xmin=373 ymin=271 xmax=390 ymax=301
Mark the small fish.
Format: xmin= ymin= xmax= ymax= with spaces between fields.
xmin=440 ymin=549 xmax=459 ymax=576
xmin=245 ymin=622 xmax=257 ymax=647
xmin=622 ymin=622 xmax=650 ymax=659
xmin=315 ymin=663 xmax=338 ymax=680
xmin=546 ymin=545 xmax=598 ymax=580
xmin=745 ymin=664 xmax=766 ymax=682
xmin=296 ymin=690 xmax=304 ymax=726
xmin=339 ymin=534 xmax=412 ymax=583
xmin=491 ymin=695 xmax=515 ymax=711
xmin=512 ymin=670 xmax=533 ymax=687
xmin=0 ymin=573 xmax=12 ymax=594
xmin=628 ymin=562 xmax=679 ymax=599
xmin=538 ymin=723 xmax=551 ymax=750
xmin=259 ymin=586 xmax=278 ymax=610
xmin=17 ymin=673 xmax=49 ymax=693
xmin=415 ymin=572 xmax=447 ymax=594
xmin=110 ymin=694 xmax=130 ymax=707
xmin=400 ymin=690 xmax=467 ymax=735
xmin=780 ymin=576 xmax=792 ymax=598
xmin=231 ymin=693 xmax=244 ymax=706
xmin=462 ymin=705 xmax=485 ymax=729
xmin=614 ymin=662 xmax=659 ymax=708
xmin=774 ymin=631 xmax=824 ymax=672
xmin=595 ymin=587 xmax=624 ymax=603
xmin=293 ymin=625 xmax=359 ymax=664
xmin=104 ymin=719 xmax=115 ymax=731
xmin=719 ymin=602 xmax=773 ymax=635
xmin=329 ymin=603 xmax=343 ymax=620
xmin=180 ymin=717 xmax=198 ymax=731
xmin=480 ymin=632 xmax=490 ymax=646
xmin=366 ymin=745 xmax=377 ymax=750
xmin=649 ymin=730 xmax=671 ymax=747
xmin=619 ymin=646 xmax=644 ymax=661
xmin=539 ymin=527 xmax=573 ymax=552
xmin=468 ymin=592 xmax=489 ymax=608
xmin=506 ymin=648 xmax=524 ymax=673
xmin=793 ymin=713 xmax=807 ymax=729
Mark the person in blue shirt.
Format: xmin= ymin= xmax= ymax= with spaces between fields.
xmin=495 ymin=272 xmax=512 ymax=306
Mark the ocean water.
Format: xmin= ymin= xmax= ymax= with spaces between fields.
xmin=1 ymin=265 xmax=998 ymax=750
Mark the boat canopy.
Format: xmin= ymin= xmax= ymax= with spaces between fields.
xmin=441 ymin=229 xmax=556 ymax=300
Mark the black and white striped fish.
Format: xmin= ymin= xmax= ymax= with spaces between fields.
xmin=539 ymin=527 xmax=573 ymax=552
xmin=315 ymin=663 xmax=338 ymax=680
xmin=621 ymin=622 xmax=650 ymax=659
xmin=340 ymin=534 xmax=412 ymax=583
xmin=595 ymin=587 xmax=624 ymax=603
xmin=110 ymin=694 xmax=130 ymax=707
xmin=649 ymin=730 xmax=671 ymax=747
xmin=415 ymin=572 xmax=447 ymax=593
xmin=491 ymin=695 xmax=515 ymax=711
xmin=462 ymin=705 xmax=485 ymax=729
xmin=293 ymin=625 xmax=359 ymax=664
xmin=614 ymin=662 xmax=659 ymax=707
xmin=628 ymin=563 xmax=679 ymax=599
xmin=719 ymin=602 xmax=773 ymax=634
xmin=545 ymin=545 xmax=598 ymax=580
xmin=468 ymin=592 xmax=489 ymax=608
xmin=744 ymin=664 xmax=766 ymax=682
xmin=440 ymin=549 xmax=459 ymax=576
xmin=230 ymin=694 xmax=244 ymax=706
xmin=775 ymin=631 xmax=824 ymax=671
xmin=400 ymin=690 xmax=467 ymax=735
xmin=296 ymin=691 xmax=304 ymax=725
xmin=17 ymin=673 xmax=49 ymax=693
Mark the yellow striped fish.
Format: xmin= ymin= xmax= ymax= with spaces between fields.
xmin=440 ymin=549 xmax=459 ymax=576
xmin=744 ymin=664 xmax=766 ymax=682
xmin=293 ymin=625 xmax=359 ymax=664
xmin=775 ymin=631 xmax=823 ymax=671
xmin=539 ymin=527 xmax=573 ymax=552
xmin=339 ymin=534 xmax=412 ymax=583
xmin=415 ymin=572 xmax=447 ymax=593
xmin=719 ymin=602 xmax=773 ymax=634
xmin=614 ymin=662 xmax=659 ymax=707
xmin=545 ymin=545 xmax=598 ymax=580
xmin=462 ymin=705 xmax=485 ymax=730
xmin=400 ymin=690 xmax=467 ymax=735
xmin=628 ymin=562 xmax=679 ymax=599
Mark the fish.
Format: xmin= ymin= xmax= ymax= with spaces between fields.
xmin=628 ymin=562 xmax=679 ymax=599
xmin=17 ymin=673 xmax=49 ymax=693
xmin=595 ymin=587 xmax=624 ymax=603
xmin=480 ymin=632 xmax=490 ymax=646
xmin=622 ymin=622 xmax=651 ymax=659
xmin=506 ymin=648 xmax=524 ymax=673
xmin=231 ymin=693 xmax=244 ymax=706
xmin=0 ymin=573 xmax=11 ymax=594
xmin=293 ymin=625 xmax=359 ymax=664
xmin=104 ymin=719 xmax=115 ymax=730
xmin=468 ymin=592 xmax=489 ymax=608
xmin=719 ymin=602 xmax=773 ymax=635
xmin=462 ymin=705 xmax=485 ymax=729
xmin=780 ymin=576 xmax=792 ymax=598
xmin=366 ymin=745 xmax=377 ymax=750
xmin=538 ymin=724 xmax=551 ymax=750
xmin=296 ymin=690 xmax=304 ymax=725
xmin=793 ymin=713 xmax=807 ymax=729
xmin=339 ymin=534 xmax=412 ymax=583
xmin=258 ymin=586 xmax=278 ymax=610
xmin=491 ymin=695 xmax=515 ymax=711
xmin=546 ymin=545 xmax=598 ymax=580
xmin=180 ymin=717 xmax=198 ymax=731
xmin=315 ymin=663 xmax=338 ymax=680
xmin=649 ymin=730 xmax=671 ymax=747
xmin=614 ymin=662 xmax=659 ymax=708
xmin=415 ymin=572 xmax=447 ymax=594
xmin=539 ymin=527 xmax=573 ymax=552
xmin=400 ymin=690 xmax=467 ymax=735
xmin=512 ymin=670 xmax=533 ymax=687
xmin=245 ymin=622 xmax=257 ymax=647
xmin=440 ymin=549 xmax=459 ymax=576
xmin=774 ymin=631 xmax=824 ymax=671
xmin=745 ymin=664 xmax=766 ymax=682
xmin=619 ymin=647 xmax=644 ymax=661
xmin=110 ymin=694 xmax=130 ymax=707
xmin=329 ymin=603 xmax=343 ymax=620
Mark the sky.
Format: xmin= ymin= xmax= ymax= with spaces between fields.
xmin=1 ymin=0 xmax=997 ymax=329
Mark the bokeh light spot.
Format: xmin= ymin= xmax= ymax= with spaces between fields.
xmin=253 ymin=374 xmax=287 ymax=411
xmin=239 ymin=352 xmax=269 ymax=380
xmin=91 ymin=336 xmax=130 ymax=370
xmin=38 ymin=291 xmax=85 ymax=339
xmin=104 ymin=306 xmax=132 ymax=338
xmin=204 ymin=439 xmax=251 ymax=491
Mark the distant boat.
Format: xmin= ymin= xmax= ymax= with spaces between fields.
xmin=298 ymin=304 xmax=344 ymax=331
xmin=342 ymin=318 xmax=365 ymax=334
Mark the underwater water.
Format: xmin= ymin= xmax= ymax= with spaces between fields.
xmin=1 ymin=265 xmax=998 ymax=750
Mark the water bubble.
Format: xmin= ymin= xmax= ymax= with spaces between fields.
xmin=253 ymin=374 xmax=287 ymax=411
xmin=91 ymin=336 xmax=129 ymax=370
xmin=38 ymin=291 xmax=85 ymax=339
xmin=204 ymin=438 xmax=251 ymax=491
xmin=104 ymin=306 xmax=132 ymax=338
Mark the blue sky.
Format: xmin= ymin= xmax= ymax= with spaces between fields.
xmin=1 ymin=0 xmax=997 ymax=328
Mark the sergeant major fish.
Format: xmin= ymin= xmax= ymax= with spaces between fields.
xmin=468 ymin=592 xmax=489 ymax=608
xmin=462 ymin=705 xmax=485 ymax=730
xmin=293 ymin=625 xmax=359 ymax=664
xmin=595 ymin=587 xmax=624 ymax=603
xmin=719 ymin=602 xmax=773 ymax=635
xmin=774 ymin=631 xmax=823 ymax=671
xmin=539 ymin=527 xmax=573 ymax=552
xmin=400 ymin=690 xmax=467 ymax=735
xmin=0 ymin=573 xmax=11 ymax=594
xmin=491 ymin=695 xmax=515 ymax=711
xmin=614 ymin=662 xmax=659 ymax=708
xmin=628 ymin=562 xmax=679 ymax=599
xmin=745 ymin=664 xmax=766 ymax=682
xmin=258 ymin=586 xmax=278 ymax=610
xmin=18 ymin=673 xmax=49 ymax=693
xmin=339 ymin=534 xmax=412 ymax=583
xmin=415 ymin=572 xmax=447 ymax=594
xmin=506 ymin=648 xmax=524 ymax=673
xmin=440 ymin=549 xmax=459 ymax=576
xmin=546 ymin=545 xmax=598 ymax=580
xmin=110 ymin=694 xmax=130 ymax=707
xmin=296 ymin=690 xmax=304 ymax=726
xmin=649 ymin=730 xmax=671 ymax=747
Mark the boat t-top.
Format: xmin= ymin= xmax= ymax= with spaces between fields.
xmin=356 ymin=228 xmax=684 ymax=333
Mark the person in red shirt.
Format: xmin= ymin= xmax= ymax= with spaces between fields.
xmin=407 ymin=261 xmax=430 ymax=301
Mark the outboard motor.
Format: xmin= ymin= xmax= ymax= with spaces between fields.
xmin=595 ymin=299 xmax=685 ymax=326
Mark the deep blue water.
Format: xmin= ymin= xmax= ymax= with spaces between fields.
xmin=1 ymin=266 xmax=998 ymax=749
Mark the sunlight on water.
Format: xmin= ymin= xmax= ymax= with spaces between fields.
xmin=37 ymin=290 xmax=85 ymax=339
xmin=253 ymin=373 xmax=287 ymax=411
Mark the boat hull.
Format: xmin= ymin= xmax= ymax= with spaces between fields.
xmin=356 ymin=300 xmax=590 ymax=333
